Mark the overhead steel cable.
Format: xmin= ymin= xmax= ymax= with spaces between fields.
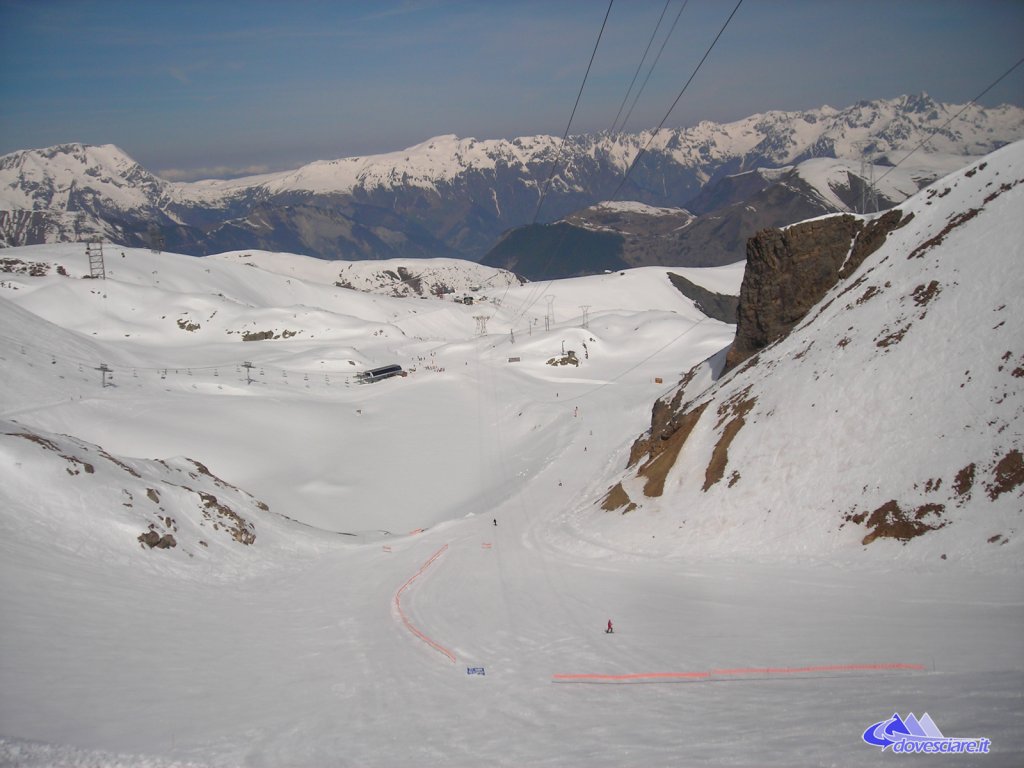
xmin=476 ymin=3 xmax=618 ymax=605
xmin=506 ymin=0 xmax=742 ymax=325
xmin=506 ymin=0 xmax=741 ymax=326
xmin=617 ymin=0 xmax=690 ymax=136
xmin=610 ymin=0 xmax=743 ymax=203
xmin=504 ymin=0 xmax=615 ymax=323
xmin=609 ymin=0 xmax=672 ymax=136
xmin=531 ymin=0 xmax=614 ymax=226
xmin=873 ymin=54 xmax=1024 ymax=189
xmin=507 ymin=0 xmax=731 ymax=325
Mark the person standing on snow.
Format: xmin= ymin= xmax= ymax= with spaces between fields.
xmin=606 ymin=619 xmax=614 ymax=634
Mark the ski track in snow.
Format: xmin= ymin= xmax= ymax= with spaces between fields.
xmin=394 ymin=544 xmax=456 ymax=664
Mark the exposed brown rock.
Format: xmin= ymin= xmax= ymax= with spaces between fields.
xmin=875 ymin=323 xmax=911 ymax=348
xmin=703 ymin=394 xmax=756 ymax=492
xmin=197 ymin=491 xmax=256 ymax=545
xmin=725 ymin=215 xmax=861 ymax=371
xmin=10 ymin=431 xmax=95 ymax=475
xmin=601 ymin=482 xmax=637 ymax=514
xmin=546 ymin=351 xmax=579 ymax=367
xmin=725 ymin=210 xmax=907 ymax=372
xmin=855 ymin=285 xmax=881 ymax=305
xmin=629 ymin=377 xmax=694 ymax=468
xmin=953 ymin=463 xmax=976 ymax=504
xmin=1 ymin=258 xmax=52 ymax=276
xmin=907 ymin=208 xmax=981 ymax=260
xmin=138 ymin=530 xmax=177 ymax=549
xmin=858 ymin=500 xmax=947 ymax=545
xmin=840 ymin=209 xmax=909 ymax=279
xmin=911 ymin=280 xmax=941 ymax=307
xmin=988 ymin=449 xmax=1024 ymax=501
xmin=242 ymin=330 xmax=275 ymax=342
xmin=638 ymin=402 xmax=710 ymax=498
xmin=98 ymin=448 xmax=141 ymax=477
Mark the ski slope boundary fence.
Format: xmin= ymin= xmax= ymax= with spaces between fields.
xmin=394 ymin=544 xmax=456 ymax=664
xmin=552 ymin=663 xmax=928 ymax=684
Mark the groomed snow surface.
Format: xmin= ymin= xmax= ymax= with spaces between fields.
xmin=1 ymin=200 xmax=1021 ymax=767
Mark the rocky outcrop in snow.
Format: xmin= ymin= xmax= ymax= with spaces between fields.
xmin=605 ymin=141 xmax=1024 ymax=562
xmin=0 ymin=420 xmax=271 ymax=565
xmin=725 ymin=209 xmax=908 ymax=371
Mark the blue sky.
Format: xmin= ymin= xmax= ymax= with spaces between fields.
xmin=1 ymin=0 xmax=1022 ymax=180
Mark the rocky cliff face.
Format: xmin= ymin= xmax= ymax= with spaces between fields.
xmin=598 ymin=142 xmax=1024 ymax=560
xmin=725 ymin=209 xmax=909 ymax=371
xmin=620 ymin=206 xmax=913 ymax=504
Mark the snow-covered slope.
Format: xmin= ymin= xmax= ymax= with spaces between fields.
xmin=1 ymin=142 xmax=1021 ymax=766
xmin=0 ymin=419 xmax=316 ymax=574
xmin=0 ymin=143 xmax=173 ymax=212
xmin=211 ymin=250 xmax=524 ymax=298
xmin=0 ymin=241 xmax=735 ymax=529
xmin=786 ymin=152 xmax=970 ymax=212
xmin=599 ymin=141 xmax=1024 ymax=568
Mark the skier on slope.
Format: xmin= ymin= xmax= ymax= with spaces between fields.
xmin=606 ymin=619 xmax=614 ymax=634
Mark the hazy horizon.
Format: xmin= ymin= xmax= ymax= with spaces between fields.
xmin=2 ymin=0 xmax=1022 ymax=181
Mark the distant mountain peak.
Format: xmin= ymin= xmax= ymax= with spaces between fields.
xmin=900 ymin=91 xmax=939 ymax=114
xmin=3 ymin=96 xmax=1023 ymax=262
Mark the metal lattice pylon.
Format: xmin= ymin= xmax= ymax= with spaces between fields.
xmin=86 ymin=239 xmax=106 ymax=279
xmin=147 ymin=223 xmax=165 ymax=254
xmin=855 ymin=141 xmax=879 ymax=214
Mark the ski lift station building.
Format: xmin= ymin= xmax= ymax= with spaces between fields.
xmin=356 ymin=364 xmax=404 ymax=383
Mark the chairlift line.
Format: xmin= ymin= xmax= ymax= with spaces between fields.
xmin=611 ymin=0 xmax=744 ymax=204
xmin=609 ymin=0 xmax=672 ymax=137
xmin=617 ymin=0 xmax=690 ymax=137
xmin=504 ymin=0 xmax=741 ymax=326
xmin=874 ymin=54 xmax=1024 ymax=190
xmin=531 ymin=0 xmax=615 ymax=227
xmin=501 ymin=0 xmax=615 ymax=323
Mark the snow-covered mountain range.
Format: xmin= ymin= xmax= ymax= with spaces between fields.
xmin=482 ymin=151 xmax=976 ymax=278
xmin=2 ymin=94 xmax=1022 ymax=267
xmin=1 ymin=138 xmax=1021 ymax=765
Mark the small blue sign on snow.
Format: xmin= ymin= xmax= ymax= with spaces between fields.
xmin=467 ymin=667 xmax=486 ymax=676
